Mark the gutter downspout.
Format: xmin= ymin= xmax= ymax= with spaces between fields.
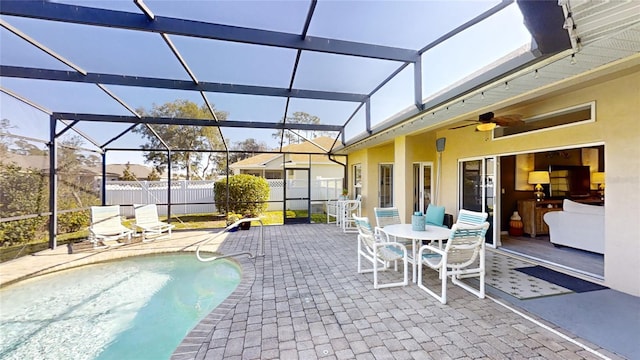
xmin=328 ymin=154 xmax=348 ymax=191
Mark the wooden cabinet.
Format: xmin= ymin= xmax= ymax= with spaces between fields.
xmin=517 ymin=200 xmax=562 ymax=237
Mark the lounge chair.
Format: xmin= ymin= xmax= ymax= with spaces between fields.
xmin=134 ymin=204 xmax=175 ymax=242
xmin=417 ymin=222 xmax=490 ymax=304
xmin=353 ymin=214 xmax=408 ymax=289
xmin=89 ymin=205 xmax=132 ymax=248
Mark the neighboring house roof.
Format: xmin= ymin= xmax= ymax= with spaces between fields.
xmin=0 ymin=152 xmax=49 ymax=171
xmin=230 ymin=136 xmax=338 ymax=169
xmin=106 ymin=164 xmax=156 ymax=179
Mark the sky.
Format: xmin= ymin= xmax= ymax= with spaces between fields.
xmin=0 ymin=0 xmax=531 ymax=165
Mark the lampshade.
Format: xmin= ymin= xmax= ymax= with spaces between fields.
xmin=592 ymin=172 xmax=605 ymax=185
xmin=528 ymin=171 xmax=550 ymax=185
xmin=476 ymin=122 xmax=497 ymax=131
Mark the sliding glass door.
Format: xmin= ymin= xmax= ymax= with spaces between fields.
xmin=379 ymin=164 xmax=393 ymax=207
xmin=459 ymin=157 xmax=498 ymax=246
xmin=413 ymin=162 xmax=433 ymax=213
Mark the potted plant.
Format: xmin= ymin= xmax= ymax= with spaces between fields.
xmin=239 ymin=212 xmax=254 ymax=230
xmin=226 ymin=212 xmax=240 ymax=232
xmin=339 ymin=188 xmax=349 ymax=200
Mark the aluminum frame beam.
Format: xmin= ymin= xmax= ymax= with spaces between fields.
xmin=1 ymin=66 xmax=367 ymax=102
xmin=1 ymin=1 xmax=419 ymax=62
xmin=52 ymin=112 xmax=343 ymax=132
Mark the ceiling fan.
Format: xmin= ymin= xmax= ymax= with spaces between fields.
xmin=449 ymin=112 xmax=524 ymax=131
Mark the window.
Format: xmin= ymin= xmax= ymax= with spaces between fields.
xmin=379 ymin=164 xmax=393 ymax=207
xmin=265 ymin=170 xmax=283 ymax=179
xmin=353 ymin=164 xmax=362 ymax=198
xmin=494 ymin=102 xmax=595 ymax=139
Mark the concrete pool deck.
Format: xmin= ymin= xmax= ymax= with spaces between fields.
xmin=1 ymin=224 xmax=635 ymax=359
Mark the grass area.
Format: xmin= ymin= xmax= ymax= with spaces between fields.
xmin=0 ymin=210 xmax=329 ymax=262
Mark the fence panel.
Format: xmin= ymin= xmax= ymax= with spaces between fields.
xmin=106 ymin=178 xmax=342 ymax=216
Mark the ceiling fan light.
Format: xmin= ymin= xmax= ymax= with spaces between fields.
xmin=476 ymin=123 xmax=497 ymax=132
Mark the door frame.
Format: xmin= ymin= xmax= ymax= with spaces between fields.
xmin=283 ymin=167 xmax=311 ymax=224
xmin=378 ymin=163 xmax=394 ymax=207
xmin=458 ymin=156 xmax=500 ymax=248
xmin=412 ymin=162 xmax=434 ymax=213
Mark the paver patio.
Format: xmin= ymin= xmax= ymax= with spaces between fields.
xmin=0 ymin=224 xmax=626 ymax=360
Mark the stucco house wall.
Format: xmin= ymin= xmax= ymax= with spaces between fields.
xmin=348 ymin=64 xmax=640 ymax=296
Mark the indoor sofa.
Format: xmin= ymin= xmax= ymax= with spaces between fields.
xmin=543 ymin=199 xmax=604 ymax=254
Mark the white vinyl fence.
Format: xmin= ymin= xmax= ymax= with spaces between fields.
xmin=107 ymin=178 xmax=343 ymax=217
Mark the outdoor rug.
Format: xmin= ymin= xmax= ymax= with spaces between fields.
xmin=514 ymin=265 xmax=608 ymax=293
xmin=467 ymin=251 xmax=573 ymax=300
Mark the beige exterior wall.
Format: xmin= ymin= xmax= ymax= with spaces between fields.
xmin=347 ymin=67 xmax=640 ymax=296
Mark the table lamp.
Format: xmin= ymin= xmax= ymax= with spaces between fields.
xmin=528 ymin=171 xmax=550 ymax=201
xmin=592 ymin=172 xmax=605 ymax=200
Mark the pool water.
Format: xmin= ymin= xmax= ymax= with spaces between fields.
xmin=0 ymin=253 xmax=241 ymax=360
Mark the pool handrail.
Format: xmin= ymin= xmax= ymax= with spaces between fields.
xmin=196 ymin=217 xmax=265 ymax=262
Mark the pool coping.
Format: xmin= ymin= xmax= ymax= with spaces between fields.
xmin=171 ymin=255 xmax=256 ymax=359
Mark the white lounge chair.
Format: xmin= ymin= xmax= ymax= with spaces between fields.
xmin=417 ymin=222 xmax=490 ymax=304
xmin=353 ymin=214 xmax=408 ymax=289
xmin=89 ymin=205 xmax=132 ymax=248
xmin=134 ymin=204 xmax=174 ymax=242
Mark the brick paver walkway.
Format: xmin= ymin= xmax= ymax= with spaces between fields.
xmin=172 ymin=224 xmax=622 ymax=360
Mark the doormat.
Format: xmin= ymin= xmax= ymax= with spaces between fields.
xmin=468 ymin=251 xmax=573 ymax=300
xmin=514 ymin=265 xmax=608 ymax=293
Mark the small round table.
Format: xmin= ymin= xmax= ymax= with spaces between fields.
xmin=383 ymin=224 xmax=452 ymax=283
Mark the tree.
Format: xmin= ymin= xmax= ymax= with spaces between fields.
xmin=272 ymin=112 xmax=328 ymax=145
xmin=147 ymin=168 xmax=161 ymax=181
xmin=120 ymin=163 xmax=137 ymax=181
xmin=0 ymin=118 xmax=14 ymax=157
xmin=133 ymin=99 xmax=228 ymax=180
xmin=216 ymin=138 xmax=269 ymax=176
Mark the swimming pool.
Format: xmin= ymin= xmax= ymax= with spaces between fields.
xmin=0 ymin=253 xmax=241 ymax=360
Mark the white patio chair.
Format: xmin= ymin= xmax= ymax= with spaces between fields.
xmin=341 ymin=197 xmax=361 ymax=233
xmin=326 ymin=199 xmax=340 ymax=226
xmin=373 ymin=207 xmax=401 ymax=228
xmin=374 ymin=207 xmax=413 ymax=247
xmin=353 ymin=214 xmax=408 ymax=289
xmin=89 ymin=205 xmax=132 ymax=248
xmin=134 ymin=204 xmax=175 ymax=242
xmin=456 ymin=209 xmax=488 ymax=226
xmin=417 ymin=222 xmax=489 ymax=304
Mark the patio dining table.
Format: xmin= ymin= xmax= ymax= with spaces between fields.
xmin=383 ymin=224 xmax=452 ymax=283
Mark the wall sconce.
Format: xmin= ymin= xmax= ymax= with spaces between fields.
xmin=528 ymin=171 xmax=550 ymax=201
xmin=592 ymin=172 xmax=605 ymax=200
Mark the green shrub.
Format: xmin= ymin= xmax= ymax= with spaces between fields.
xmin=0 ymin=163 xmax=49 ymax=246
xmin=214 ymin=174 xmax=270 ymax=215
xmin=57 ymin=209 xmax=90 ymax=233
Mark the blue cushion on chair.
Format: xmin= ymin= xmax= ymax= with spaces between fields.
xmin=425 ymin=205 xmax=446 ymax=227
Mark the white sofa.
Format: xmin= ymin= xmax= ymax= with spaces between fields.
xmin=543 ymin=199 xmax=604 ymax=254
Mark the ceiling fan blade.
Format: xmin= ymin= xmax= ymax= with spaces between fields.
xmin=449 ymin=122 xmax=478 ymax=130
xmin=493 ymin=114 xmax=524 ymax=127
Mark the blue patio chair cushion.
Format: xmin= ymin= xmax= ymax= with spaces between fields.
xmin=425 ymin=205 xmax=446 ymax=227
